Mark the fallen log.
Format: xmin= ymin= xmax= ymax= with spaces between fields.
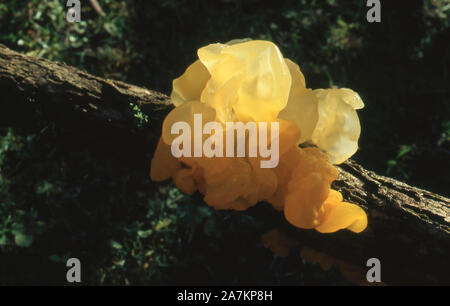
xmin=1 ymin=44 xmax=449 ymax=284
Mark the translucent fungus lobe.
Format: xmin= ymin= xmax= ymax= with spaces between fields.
xmin=151 ymin=39 xmax=367 ymax=234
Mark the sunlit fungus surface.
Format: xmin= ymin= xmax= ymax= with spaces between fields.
xmin=150 ymin=39 xmax=367 ymax=234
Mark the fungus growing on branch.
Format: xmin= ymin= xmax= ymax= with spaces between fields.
xmin=150 ymin=39 xmax=367 ymax=234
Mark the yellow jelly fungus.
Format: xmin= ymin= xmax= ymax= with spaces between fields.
xmin=150 ymin=39 xmax=367 ymax=234
xmin=311 ymin=88 xmax=364 ymax=164
xmin=278 ymin=59 xmax=318 ymax=144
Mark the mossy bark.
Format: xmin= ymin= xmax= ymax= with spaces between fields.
xmin=1 ymin=45 xmax=449 ymax=284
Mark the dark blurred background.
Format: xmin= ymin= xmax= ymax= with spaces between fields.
xmin=0 ymin=0 xmax=448 ymax=284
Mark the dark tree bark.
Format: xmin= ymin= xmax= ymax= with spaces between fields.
xmin=1 ymin=45 xmax=449 ymax=284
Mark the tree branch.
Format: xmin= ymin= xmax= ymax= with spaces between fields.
xmin=88 ymin=0 xmax=106 ymax=17
xmin=0 ymin=45 xmax=448 ymax=284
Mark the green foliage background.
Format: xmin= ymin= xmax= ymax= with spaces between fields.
xmin=0 ymin=0 xmax=449 ymax=284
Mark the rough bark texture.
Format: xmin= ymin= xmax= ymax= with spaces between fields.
xmin=1 ymin=45 xmax=449 ymax=284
